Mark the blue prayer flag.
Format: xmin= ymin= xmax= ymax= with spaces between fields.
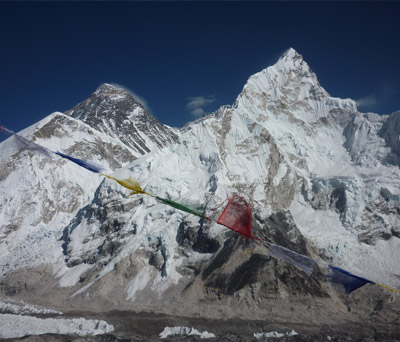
xmin=327 ymin=265 xmax=375 ymax=294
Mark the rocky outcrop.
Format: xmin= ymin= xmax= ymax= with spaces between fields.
xmin=378 ymin=110 xmax=400 ymax=166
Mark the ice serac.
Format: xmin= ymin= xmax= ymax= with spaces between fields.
xmin=65 ymin=83 xmax=179 ymax=155
xmin=1 ymin=48 xmax=400 ymax=325
xmin=378 ymin=110 xmax=400 ymax=165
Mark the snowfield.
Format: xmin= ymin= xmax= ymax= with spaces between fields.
xmin=0 ymin=300 xmax=62 ymax=315
xmin=0 ymin=314 xmax=114 ymax=339
xmin=254 ymin=330 xmax=298 ymax=339
xmin=159 ymin=326 xmax=216 ymax=339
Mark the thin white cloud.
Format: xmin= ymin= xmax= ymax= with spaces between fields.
xmin=110 ymin=83 xmax=152 ymax=113
xmin=187 ymin=96 xmax=216 ymax=118
xmin=192 ymin=108 xmax=205 ymax=117
xmin=355 ymin=95 xmax=377 ymax=109
xmin=355 ymin=83 xmax=399 ymax=113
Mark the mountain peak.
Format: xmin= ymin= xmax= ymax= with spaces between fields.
xmin=94 ymin=83 xmax=130 ymax=100
xmin=280 ymin=47 xmax=303 ymax=61
xmin=238 ymin=48 xmax=322 ymax=106
xmin=65 ymin=84 xmax=179 ymax=154
xmin=240 ymin=48 xmax=314 ymax=94
xmin=96 ymin=83 xmax=120 ymax=92
xmin=235 ymin=48 xmax=357 ymax=125
xmin=274 ymin=48 xmax=309 ymax=74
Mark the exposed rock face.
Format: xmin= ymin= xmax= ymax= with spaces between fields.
xmin=356 ymin=188 xmax=400 ymax=245
xmin=378 ymin=110 xmax=400 ymax=165
xmin=65 ymin=83 xmax=179 ymax=155
xmin=34 ymin=113 xmax=136 ymax=169
xmin=1 ymin=49 xmax=400 ymax=327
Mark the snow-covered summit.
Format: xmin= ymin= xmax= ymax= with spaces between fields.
xmin=94 ymin=83 xmax=130 ymax=98
xmin=237 ymin=48 xmax=356 ymax=125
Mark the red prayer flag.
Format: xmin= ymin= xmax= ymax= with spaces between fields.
xmin=217 ymin=194 xmax=261 ymax=240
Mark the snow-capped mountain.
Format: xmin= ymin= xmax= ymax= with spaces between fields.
xmin=0 ymin=87 xmax=178 ymax=278
xmin=1 ymin=48 xmax=399 ymax=325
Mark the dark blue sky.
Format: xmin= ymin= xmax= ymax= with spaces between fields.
xmin=1 ymin=2 xmax=399 ymax=135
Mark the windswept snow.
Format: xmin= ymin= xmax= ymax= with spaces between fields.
xmin=0 ymin=314 xmax=114 ymax=339
xmin=254 ymin=330 xmax=298 ymax=338
xmin=159 ymin=326 xmax=216 ymax=339
xmin=0 ymin=300 xmax=114 ymax=339
xmin=0 ymin=300 xmax=62 ymax=315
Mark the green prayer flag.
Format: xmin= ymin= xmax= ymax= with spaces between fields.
xmin=155 ymin=196 xmax=205 ymax=218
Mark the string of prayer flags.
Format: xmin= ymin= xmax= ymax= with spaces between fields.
xmin=103 ymin=174 xmax=206 ymax=217
xmin=1 ymin=123 xmax=400 ymax=297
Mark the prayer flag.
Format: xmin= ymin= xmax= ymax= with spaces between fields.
xmin=266 ymin=242 xmax=317 ymax=276
xmin=327 ymin=265 xmax=374 ymax=294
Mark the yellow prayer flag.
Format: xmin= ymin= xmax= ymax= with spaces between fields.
xmin=101 ymin=174 xmax=151 ymax=196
